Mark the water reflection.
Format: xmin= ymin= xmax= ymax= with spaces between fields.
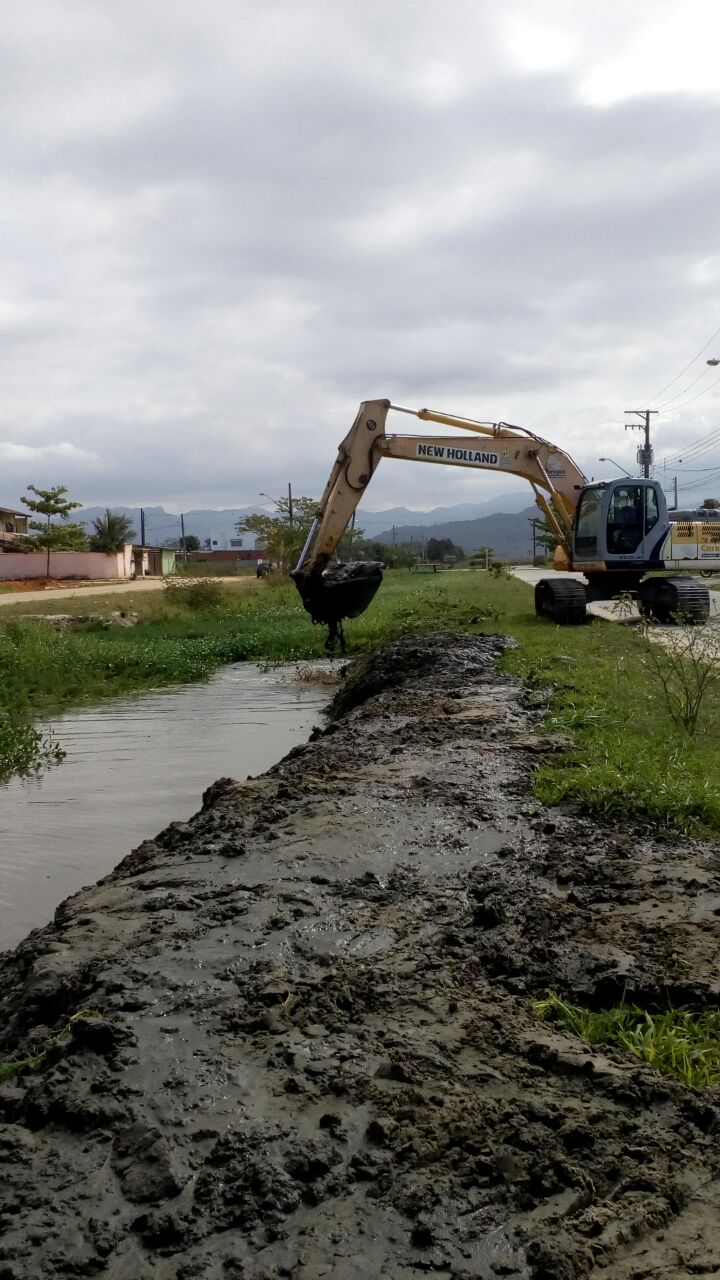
xmin=0 ymin=664 xmax=327 ymax=950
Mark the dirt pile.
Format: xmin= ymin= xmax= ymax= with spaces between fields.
xmin=1 ymin=632 xmax=719 ymax=1279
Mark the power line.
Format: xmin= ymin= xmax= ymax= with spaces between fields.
xmin=656 ymin=424 xmax=720 ymax=468
xmin=669 ymin=461 xmax=720 ymax=472
xmin=659 ymin=371 xmax=720 ymax=413
xmin=640 ymin=321 xmax=720 ymax=407
xmin=656 ymin=365 xmax=713 ymax=409
xmin=676 ymin=468 xmax=720 ymax=494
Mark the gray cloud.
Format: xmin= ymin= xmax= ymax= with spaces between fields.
xmin=1 ymin=0 xmax=720 ymax=515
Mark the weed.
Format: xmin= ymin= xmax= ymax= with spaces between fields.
xmin=534 ymin=991 xmax=720 ymax=1087
xmin=0 ymin=1009 xmax=103 ymax=1082
xmin=546 ymin=703 xmax=606 ymax=730
xmin=610 ymin=591 xmax=637 ymax=619
xmin=636 ymin=616 xmax=720 ymax=735
xmin=489 ymin=561 xmax=511 ymax=579
xmin=0 ymin=713 xmax=65 ymax=784
xmin=162 ymin=576 xmax=227 ymax=612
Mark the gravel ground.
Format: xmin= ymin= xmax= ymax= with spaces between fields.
xmin=1 ymin=632 xmax=719 ymax=1279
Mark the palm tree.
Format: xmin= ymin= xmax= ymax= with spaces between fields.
xmin=89 ymin=509 xmax=136 ymax=552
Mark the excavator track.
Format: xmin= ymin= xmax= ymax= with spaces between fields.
xmin=637 ymin=576 xmax=710 ymax=624
xmin=534 ymin=578 xmax=587 ymax=625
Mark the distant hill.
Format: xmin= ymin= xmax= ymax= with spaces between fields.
xmin=356 ymin=490 xmax=530 ymax=538
xmin=77 ymin=492 xmax=532 ymax=550
xmin=374 ymin=507 xmax=539 ymax=557
xmin=78 ymin=488 xmax=535 ymax=555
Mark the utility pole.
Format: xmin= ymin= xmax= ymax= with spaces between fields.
xmin=673 ymin=476 xmax=678 ymax=510
xmin=288 ymin=483 xmax=293 ymax=527
xmin=180 ymin=513 xmax=187 ymax=561
xmin=140 ymin=508 xmax=146 ymax=547
xmin=624 ymin=409 xmax=658 ymax=478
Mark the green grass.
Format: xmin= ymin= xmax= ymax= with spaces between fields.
xmin=534 ymin=992 xmax=720 ymax=1087
xmin=1 ymin=570 xmax=719 ymax=831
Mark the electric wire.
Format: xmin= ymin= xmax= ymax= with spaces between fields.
xmin=663 ymin=461 xmax=720 ymax=472
xmin=669 ymin=435 xmax=720 ymax=465
xmin=676 ymin=467 xmax=720 ymax=494
xmin=656 ymin=366 xmax=713 ymax=409
xmin=640 ymin=321 xmax=720 ymax=407
xmin=658 ymin=372 xmax=720 ymax=413
xmin=656 ymin=424 xmax=720 ymax=468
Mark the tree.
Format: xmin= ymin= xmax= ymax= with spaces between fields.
xmin=386 ymin=542 xmax=418 ymax=568
xmin=89 ymin=508 xmax=136 ymax=552
xmin=469 ymin=545 xmax=495 ymax=567
xmin=20 ymin=484 xmax=86 ymax=578
xmin=426 ymin=537 xmax=464 ymax=562
xmin=528 ymin=516 xmax=557 ymax=560
xmin=702 ymin=498 xmax=720 ymax=510
xmin=236 ymin=497 xmax=363 ymax=574
xmin=184 ymin=534 xmax=201 ymax=552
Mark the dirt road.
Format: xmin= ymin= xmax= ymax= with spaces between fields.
xmin=1 ymin=634 xmax=719 ymax=1278
xmin=0 ymin=576 xmax=257 ymax=608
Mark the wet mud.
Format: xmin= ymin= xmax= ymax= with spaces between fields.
xmin=1 ymin=632 xmax=720 ymax=1279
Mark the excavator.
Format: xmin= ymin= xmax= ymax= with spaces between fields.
xmin=292 ymin=399 xmax=719 ymax=648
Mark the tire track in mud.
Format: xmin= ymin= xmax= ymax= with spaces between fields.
xmin=1 ymin=632 xmax=719 ymax=1279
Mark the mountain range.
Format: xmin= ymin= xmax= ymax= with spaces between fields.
xmin=374 ymin=508 xmax=538 ymax=556
xmin=74 ymin=487 xmax=720 ymax=559
xmin=77 ymin=489 xmax=532 ymax=550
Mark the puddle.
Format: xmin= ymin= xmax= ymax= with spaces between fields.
xmin=0 ymin=664 xmax=327 ymax=950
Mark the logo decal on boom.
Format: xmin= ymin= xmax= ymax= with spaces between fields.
xmin=416 ymin=444 xmax=500 ymax=466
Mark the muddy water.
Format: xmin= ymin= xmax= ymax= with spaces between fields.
xmin=3 ymin=632 xmax=720 ymax=1279
xmin=0 ymin=664 xmax=328 ymax=950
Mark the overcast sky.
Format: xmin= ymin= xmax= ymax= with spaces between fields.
xmin=2 ymin=0 xmax=720 ymax=514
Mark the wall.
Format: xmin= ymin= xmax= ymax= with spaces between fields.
xmin=0 ymin=550 xmax=131 ymax=580
xmin=188 ymin=549 xmax=263 ymax=562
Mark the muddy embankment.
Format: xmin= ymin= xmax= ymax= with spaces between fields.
xmin=1 ymin=633 xmax=720 ymax=1280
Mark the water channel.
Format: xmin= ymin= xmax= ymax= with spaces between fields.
xmin=0 ymin=664 xmax=329 ymax=951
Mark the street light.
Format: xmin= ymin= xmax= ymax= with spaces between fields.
xmin=707 ymin=358 xmax=719 ymax=367
xmin=259 ymin=487 xmax=293 ymax=525
xmin=598 ymin=457 xmax=632 ymax=477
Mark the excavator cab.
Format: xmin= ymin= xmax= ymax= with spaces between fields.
xmin=573 ymin=479 xmax=669 ymax=566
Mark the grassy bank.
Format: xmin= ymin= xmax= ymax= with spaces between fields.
xmin=1 ymin=571 xmax=719 ymax=831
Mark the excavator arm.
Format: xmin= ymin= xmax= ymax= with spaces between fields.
xmin=292 ymin=398 xmax=587 ymax=647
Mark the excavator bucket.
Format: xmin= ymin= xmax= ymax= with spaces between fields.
xmin=292 ymin=561 xmax=384 ymax=652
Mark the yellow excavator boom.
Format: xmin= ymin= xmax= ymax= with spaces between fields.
xmin=296 ymin=399 xmax=587 ymax=576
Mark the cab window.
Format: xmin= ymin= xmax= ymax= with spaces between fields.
xmin=607 ymin=485 xmax=644 ymax=554
xmin=575 ymin=488 xmax=601 ymax=556
xmin=645 ymin=487 xmax=659 ymax=533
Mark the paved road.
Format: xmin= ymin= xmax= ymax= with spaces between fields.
xmin=0 ymin=577 xmax=257 ymax=608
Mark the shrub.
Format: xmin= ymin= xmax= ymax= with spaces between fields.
xmin=0 ymin=713 xmax=65 ymax=783
xmin=637 ymin=616 xmax=720 ymax=735
xmin=162 ymin=576 xmax=227 ymax=612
